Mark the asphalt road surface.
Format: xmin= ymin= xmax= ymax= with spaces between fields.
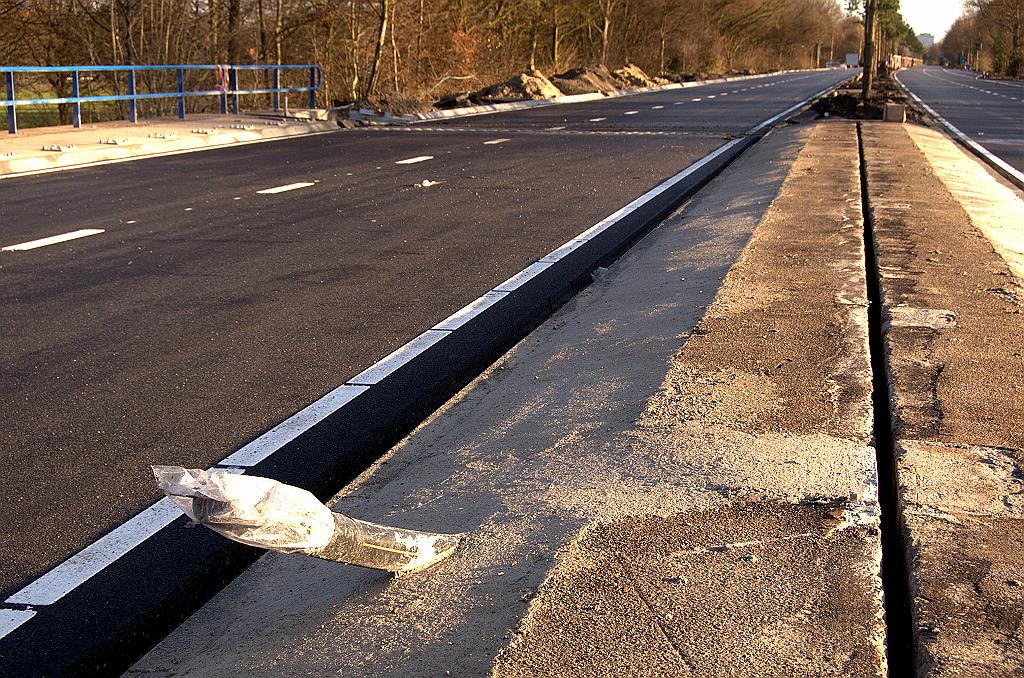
xmin=0 ymin=69 xmax=851 ymax=600
xmin=899 ymin=66 xmax=1024 ymax=173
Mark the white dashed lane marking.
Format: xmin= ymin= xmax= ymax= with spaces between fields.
xmin=483 ymin=138 xmax=510 ymax=145
xmin=589 ymin=117 xmax=607 ymax=122
xmin=623 ymin=110 xmax=639 ymax=115
xmin=2 ymin=228 xmax=105 ymax=252
xmin=256 ymin=182 xmax=315 ymax=194
xmin=651 ymin=105 xmax=664 ymax=109
xmin=545 ymin=126 xmax=567 ymax=131
xmin=395 ymin=156 xmax=434 ymax=165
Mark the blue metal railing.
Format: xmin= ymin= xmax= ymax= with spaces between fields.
xmin=1 ymin=64 xmax=321 ymax=134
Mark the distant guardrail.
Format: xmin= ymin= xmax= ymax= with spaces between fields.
xmin=1 ymin=64 xmax=322 ymax=134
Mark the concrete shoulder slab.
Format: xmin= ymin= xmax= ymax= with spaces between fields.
xmin=863 ymin=121 xmax=1024 ymax=675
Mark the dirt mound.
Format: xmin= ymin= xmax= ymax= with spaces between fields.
xmin=812 ymin=74 xmax=921 ymax=123
xmin=659 ymin=72 xmax=702 ymax=84
xmin=474 ymin=69 xmax=562 ymax=102
xmin=812 ymin=92 xmax=881 ymax=119
xmin=612 ymin=64 xmax=669 ymax=88
xmin=550 ymin=65 xmax=621 ymax=95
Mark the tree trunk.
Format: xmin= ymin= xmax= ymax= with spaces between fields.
xmin=529 ymin=25 xmax=537 ymax=70
xmin=364 ymin=0 xmax=389 ymax=97
xmin=600 ymin=14 xmax=611 ymax=66
xmin=390 ymin=0 xmax=400 ymax=91
xmin=209 ymin=0 xmax=218 ymax=62
xmin=550 ymin=5 xmax=559 ymax=70
xmin=274 ymin=0 xmax=283 ymax=64
xmin=257 ymin=0 xmax=267 ymax=62
xmin=349 ymin=0 xmax=360 ymax=99
xmin=415 ymin=0 xmax=424 ymax=82
xmin=226 ymin=0 xmax=241 ymax=63
xmin=862 ymin=0 xmax=877 ymax=101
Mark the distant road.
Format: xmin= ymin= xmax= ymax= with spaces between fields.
xmin=898 ymin=66 xmax=1024 ymax=174
xmin=0 ymin=69 xmax=851 ymax=602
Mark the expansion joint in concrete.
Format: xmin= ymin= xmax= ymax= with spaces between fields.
xmin=857 ymin=121 xmax=915 ymax=676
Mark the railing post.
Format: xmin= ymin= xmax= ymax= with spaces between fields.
xmin=71 ymin=70 xmax=81 ymax=128
xmin=308 ymin=67 xmax=316 ymax=109
xmin=177 ymin=68 xmax=185 ymax=119
xmin=273 ymin=68 xmax=280 ymax=111
xmin=230 ymin=66 xmax=239 ymax=114
xmin=4 ymin=71 xmax=15 ymax=134
xmin=128 ymin=69 xmax=137 ymax=123
xmin=219 ymin=65 xmax=227 ymax=114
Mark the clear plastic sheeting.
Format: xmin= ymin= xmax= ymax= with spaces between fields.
xmin=153 ymin=466 xmax=461 ymax=573
xmin=153 ymin=466 xmax=335 ymax=552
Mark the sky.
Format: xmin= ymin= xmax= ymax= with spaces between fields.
xmin=898 ymin=0 xmax=968 ymax=41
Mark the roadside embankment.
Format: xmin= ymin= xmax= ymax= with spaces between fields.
xmin=130 ymin=119 xmax=885 ymax=676
xmin=863 ymin=121 xmax=1024 ymax=674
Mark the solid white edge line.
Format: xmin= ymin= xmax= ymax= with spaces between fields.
xmin=347 ymin=329 xmax=450 ymax=385
xmin=895 ymin=72 xmax=1024 ymax=189
xmin=432 ymin=290 xmax=510 ymax=331
xmin=539 ymin=238 xmax=589 ymax=263
xmin=6 ymin=498 xmax=183 ymax=606
xmin=396 ymin=155 xmax=434 ymax=165
xmin=2 ymin=229 xmax=105 ymax=252
xmin=218 ymin=384 xmax=371 ymax=467
xmin=494 ymin=261 xmax=555 ymax=292
xmin=0 ymin=609 xmax=36 ymax=640
xmin=256 ymin=182 xmax=315 ymax=194
xmin=0 ymin=75 xmax=846 ymax=621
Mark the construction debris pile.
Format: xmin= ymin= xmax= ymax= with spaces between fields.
xmin=435 ymin=63 xmax=674 ymax=108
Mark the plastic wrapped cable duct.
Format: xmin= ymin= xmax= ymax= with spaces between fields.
xmin=153 ymin=466 xmax=461 ymax=573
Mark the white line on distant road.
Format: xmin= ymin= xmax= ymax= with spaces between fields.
xmin=256 ymin=182 xmax=315 ymax=194
xmin=589 ymin=117 xmax=607 ymax=122
xmin=896 ymin=72 xmax=1024 ymax=190
xmin=2 ymin=229 xmax=105 ymax=251
xmin=623 ymin=110 xmax=639 ymax=115
xmin=483 ymin=138 xmax=510 ymax=145
xmin=651 ymin=105 xmax=664 ymax=109
xmin=545 ymin=126 xmax=567 ymax=131
xmin=396 ymin=155 xmax=434 ymax=165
